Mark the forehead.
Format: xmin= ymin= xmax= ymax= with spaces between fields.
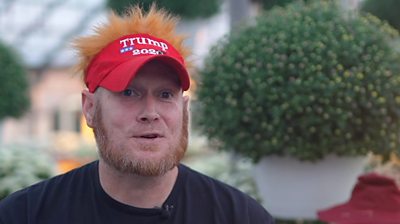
xmin=130 ymin=60 xmax=181 ymax=87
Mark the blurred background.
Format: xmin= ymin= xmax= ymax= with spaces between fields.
xmin=1 ymin=0 xmax=400 ymax=223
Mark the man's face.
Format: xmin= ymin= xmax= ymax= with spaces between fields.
xmin=83 ymin=61 xmax=189 ymax=176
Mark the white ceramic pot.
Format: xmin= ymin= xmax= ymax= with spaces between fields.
xmin=253 ymin=155 xmax=368 ymax=219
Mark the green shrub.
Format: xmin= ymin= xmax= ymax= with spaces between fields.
xmin=0 ymin=145 xmax=56 ymax=199
xmin=196 ymin=1 xmax=400 ymax=162
xmin=0 ymin=42 xmax=30 ymax=120
xmin=107 ymin=0 xmax=221 ymax=19
xmin=361 ymin=0 xmax=400 ymax=32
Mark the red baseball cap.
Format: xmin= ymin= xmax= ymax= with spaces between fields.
xmin=317 ymin=173 xmax=400 ymax=224
xmin=85 ymin=33 xmax=190 ymax=93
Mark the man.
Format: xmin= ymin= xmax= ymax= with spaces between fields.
xmin=0 ymin=6 xmax=274 ymax=224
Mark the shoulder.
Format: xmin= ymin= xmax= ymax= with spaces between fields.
xmin=180 ymin=164 xmax=240 ymax=192
xmin=0 ymin=186 xmax=29 ymax=223
xmin=178 ymin=164 xmax=275 ymax=223
xmin=0 ymin=161 xmax=98 ymax=223
xmin=179 ymin=163 xmax=253 ymax=200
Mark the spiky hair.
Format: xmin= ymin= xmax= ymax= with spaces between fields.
xmin=73 ymin=5 xmax=191 ymax=81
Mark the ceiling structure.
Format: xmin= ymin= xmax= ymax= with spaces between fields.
xmin=0 ymin=0 xmax=239 ymax=71
xmin=0 ymin=0 xmax=107 ymax=69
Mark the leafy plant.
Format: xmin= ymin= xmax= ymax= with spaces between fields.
xmin=106 ymin=0 xmax=221 ymax=19
xmin=196 ymin=1 xmax=400 ymax=162
xmin=360 ymin=0 xmax=400 ymax=32
xmin=0 ymin=145 xmax=56 ymax=199
xmin=0 ymin=42 xmax=30 ymax=120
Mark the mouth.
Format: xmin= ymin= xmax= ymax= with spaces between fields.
xmin=135 ymin=133 xmax=163 ymax=139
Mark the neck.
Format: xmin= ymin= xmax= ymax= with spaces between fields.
xmin=98 ymin=159 xmax=178 ymax=208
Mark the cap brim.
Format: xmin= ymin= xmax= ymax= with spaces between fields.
xmin=318 ymin=203 xmax=400 ymax=224
xmin=99 ymin=55 xmax=190 ymax=92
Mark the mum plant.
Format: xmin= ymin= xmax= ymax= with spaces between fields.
xmin=361 ymin=0 xmax=400 ymax=33
xmin=196 ymin=1 xmax=400 ymax=162
xmin=0 ymin=145 xmax=55 ymax=199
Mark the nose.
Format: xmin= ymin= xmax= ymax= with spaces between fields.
xmin=137 ymin=96 xmax=160 ymax=123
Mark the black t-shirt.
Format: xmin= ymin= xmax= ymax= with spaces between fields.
xmin=0 ymin=161 xmax=274 ymax=224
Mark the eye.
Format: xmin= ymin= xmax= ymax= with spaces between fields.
xmin=160 ymin=91 xmax=173 ymax=99
xmin=121 ymin=89 xmax=139 ymax=97
xmin=122 ymin=89 xmax=133 ymax=96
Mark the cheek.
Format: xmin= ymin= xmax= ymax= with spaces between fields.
xmin=100 ymin=107 xmax=133 ymax=132
xmin=165 ymin=108 xmax=184 ymax=133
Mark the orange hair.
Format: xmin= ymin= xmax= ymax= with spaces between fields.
xmin=73 ymin=5 xmax=191 ymax=81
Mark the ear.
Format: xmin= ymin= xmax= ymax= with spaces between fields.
xmin=82 ymin=89 xmax=96 ymax=128
xmin=183 ymin=95 xmax=190 ymax=112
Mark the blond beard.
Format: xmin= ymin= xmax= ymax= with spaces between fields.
xmin=92 ymin=104 xmax=188 ymax=176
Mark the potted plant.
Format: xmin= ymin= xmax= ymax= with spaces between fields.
xmin=196 ymin=1 xmax=400 ymax=220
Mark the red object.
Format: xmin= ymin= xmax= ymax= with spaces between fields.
xmin=85 ymin=33 xmax=190 ymax=93
xmin=318 ymin=173 xmax=400 ymax=224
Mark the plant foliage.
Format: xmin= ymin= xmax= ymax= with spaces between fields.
xmin=0 ymin=42 xmax=30 ymax=120
xmin=361 ymin=0 xmax=400 ymax=32
xmin=106 ymin=0 xmax=221 ymax=19
xmin=0 ymin=145 xmax=55 ymax=199
xmin=250 ymin=0 xmax=309 ymax=11
xmin=197 ymin=1 xmax=400 ymax=162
